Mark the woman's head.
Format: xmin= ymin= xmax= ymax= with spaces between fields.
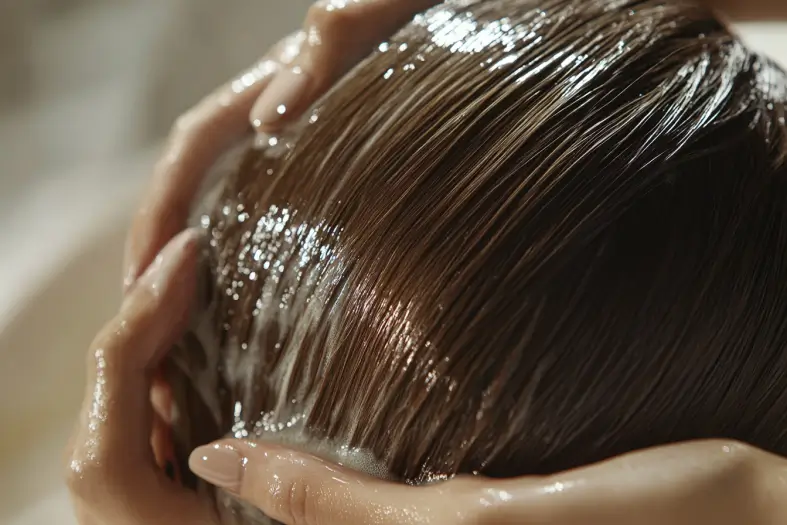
xmin=167 ymin=0 xmax=787 ymax=520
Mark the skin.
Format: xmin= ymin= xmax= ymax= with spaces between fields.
xmin=187 ymin=438 xmax=787 ymax=525
xmin=66 ymin=263 xmax=787 ymax=525
xmin=123 ymin=0 xmax=437 ymax=290
xmin=98 ymin=0 xmax=787 ymax=523
xmin=66 ymin=229 xmax=216 ymax=525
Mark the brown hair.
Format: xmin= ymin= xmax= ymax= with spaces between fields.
xmin=166 ymin=0 xmax=787 ymax=521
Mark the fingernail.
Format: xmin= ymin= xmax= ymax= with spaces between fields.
xmin=189 ymin=443 xmax=244 ymax=492
xmin=135 ymin=229 xmax=201 ymax=297
xmin=251 ymin=66 xmax=312 ymax=131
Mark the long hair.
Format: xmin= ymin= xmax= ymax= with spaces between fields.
xmin=166 ymin=0 xmax=787 ymax=522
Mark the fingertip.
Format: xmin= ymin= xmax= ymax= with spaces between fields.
xmin=188 ymin=442 xmax=244 ymax=493
xmin=250 ymin=65 xmax=315 ymax=132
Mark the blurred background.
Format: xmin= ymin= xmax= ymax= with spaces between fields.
xmin=0 ymin=2 xmax=312 ymax=524
xmin=0 ymin=2 xmax=783 ymax=524
xmin=0 ymin=0 xmax=311 ymax=323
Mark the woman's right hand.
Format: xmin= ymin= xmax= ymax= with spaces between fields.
xmin=189 ymin=438 xmax=787 ymax=525
xmin=123 ymin=0 xmax=441 ymax=292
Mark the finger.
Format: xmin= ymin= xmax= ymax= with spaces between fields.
xmin=250 ymin=0 xmax=441 ymax=131
xmin=124 ymin=28 xmax=313 ymax=290
xmin=488 ymin=440 xmax=779 ymax=525
xmin=123 ymin=57 xmax=281 ymax=292
xmin=151 ymin=410 xmax=182 ymax=485
xmin=150 ymin=371 xmax=176 ymax=470
xmin=151 ymin=370 xmax=174 ymax=423
xmin=68 ymin=230 xmax=199 ymax=504
xmin=150 ymin=367 xmax=183 ymax=482
xmin=188 ymin=439 xmax=464 ymax=525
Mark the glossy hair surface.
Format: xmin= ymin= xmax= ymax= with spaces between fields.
xmin=166 ymin=0 xmax=787 ymax=522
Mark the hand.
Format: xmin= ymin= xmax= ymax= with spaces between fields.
xmin=189 ymin=438 xmax=787 ymax=525
xmin=123 ymin=0 xmax=441 ymax=291
xmin=64 ymin=232 xmax=787 ymax=525
xmin=66 ymin=229 xmax=219 ymax=525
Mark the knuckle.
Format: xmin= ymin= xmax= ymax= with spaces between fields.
xmin=170 ymin=114 xmax=189 ymax=139
xmin=127 ymin=281 xmax=160 ymax=315
xmin=678 ymin=440 xmax=761 ymax=499
xmin=273 ymin=31 xmax=308 ymax=66
xmin=709 ymin=439 xmax=759 ymax=473
xmin=301 ymin=3 xmax=358 ymax=84
xmin=284 ymin=479 xmax=314 ymax=525
xmin=65 ymin=458 xmax=113 ymax=502
xmin=171 ymin=110 xmax=197 ymax=137
xmin=247 ymin=460 xmax=320 ymax=525
xmin=169 ymin=94 xmax=220 ymax=145
xmin=699 ymin=440 xmax=768 ymax=520
xmin=306 ymin=1 xmax=355 ymax=39
xmin=87 ymin=298 xmax=157 ymax=368
xmin=65 ymin=460 xmax=92 ymax=497
xmin=88 ymin=319 xmax=126 ymax=358
xmin=463 ymin=484 xmax=514 ymax=523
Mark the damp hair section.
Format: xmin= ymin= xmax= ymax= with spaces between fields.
xmin=164 ymin=0 xmax=787 ymax=523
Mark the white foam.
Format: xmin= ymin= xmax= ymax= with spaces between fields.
xmin=178 ymin=138 xmax=394 ymax=484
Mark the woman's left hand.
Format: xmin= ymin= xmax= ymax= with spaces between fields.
xmin=65 ymin=229 xmax=219 ymax=525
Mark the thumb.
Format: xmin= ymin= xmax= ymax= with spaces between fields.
xmin=188 ymin=439 xmax=452 ymax=525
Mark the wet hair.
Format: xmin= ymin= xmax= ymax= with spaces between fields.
xmin=165 ymin=0 xmax=787 ymax=522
